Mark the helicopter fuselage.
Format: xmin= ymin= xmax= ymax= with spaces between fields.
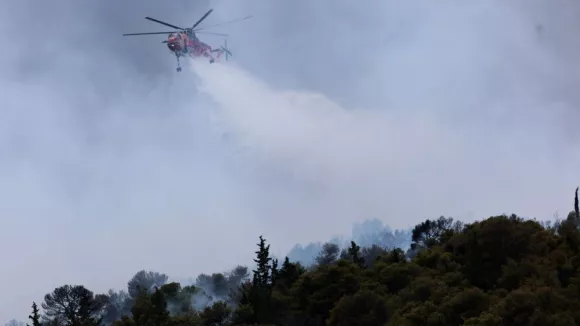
xmin=166 ymin=32 xmax=211 ymax=56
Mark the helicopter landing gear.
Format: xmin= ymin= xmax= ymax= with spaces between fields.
xmin=176 ymin=55 xmax=182 ymax=72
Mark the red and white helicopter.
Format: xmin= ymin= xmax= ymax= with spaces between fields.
xmin=122 ymin=9 xmax=251 ymax=72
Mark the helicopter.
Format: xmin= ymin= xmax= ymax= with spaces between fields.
xmin=122 ymin=9 xmax=251 ymax=72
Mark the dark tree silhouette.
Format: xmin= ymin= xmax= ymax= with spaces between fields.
xmin=23 ymin=186 xmax=580 ymax=326
xmin=41 ymin=285 xmax=105 ymax=326
xmin=252 ymin=235 xmax=272 ymax=289
xmin=26 ymin=302 xmax=41 ymax=326
xmin=575 ymin=187 xmax=579 ymax=220
xmin=127 ymin=270 xmax=168 ymax=299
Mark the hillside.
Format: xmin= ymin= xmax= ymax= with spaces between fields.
xmin=17 ymin=187 xmax=580 ymax=326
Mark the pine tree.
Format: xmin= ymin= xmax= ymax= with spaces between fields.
xmin=27 ymin=302 xmax=41 ymax=326
xmin=250 ymin=235 xmax=274 ymax=324
xmin=252 ymin=235 xmax=272 ymax=288
xmin=270 ymin=258 xmax=279 ymax=285
xmin=575 ymin=187 xmax=579 ymax=220
xmin=149 ymin=287 xmax=170 ymax=325
xmin=347 ymin=241 xmax=365 ymax=268
xmin=276 ymin=257 xmax=305 ymax=290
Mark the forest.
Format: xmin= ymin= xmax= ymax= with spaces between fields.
xmin=10 ymin=187 xmax=580 ymax=326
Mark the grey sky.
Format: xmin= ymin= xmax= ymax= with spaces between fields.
xmin=2 ymin=0 xmax=580 ymax=323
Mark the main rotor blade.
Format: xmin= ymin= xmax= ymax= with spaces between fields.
xmin=193 ymin=15 xmax=252 ymax=32
xmin=145 ymin=17 xmax=184 ymax=30
xmin=122 ymin=32 xmax=174 ymax=36
xmin=196 ymin=32 xmax=229 ymax=37
xmin=191 ymin=9 xmax=213 ymax=30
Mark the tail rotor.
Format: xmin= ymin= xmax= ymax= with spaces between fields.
xmin=220 ymin=39 xmax=232 ymax=61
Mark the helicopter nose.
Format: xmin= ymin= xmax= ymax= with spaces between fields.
xmin=167 ymin=41 xmax=182 ymax=51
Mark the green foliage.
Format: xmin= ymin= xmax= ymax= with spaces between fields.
xmin=200 ymin=301 xmax=232 ymax=326
xmin=23 ymin=187 xmax=580 ymax=326
xmin=41 ymin=285 xmax=105 ymax=326
xmin=345 ymin=241 xmax=365 ymax=268
xmin=409 ymin=216 xmax=460 ymax=255
xmin=26 ymin=302 xmax=41 ymax=326
xmin=315 ymin=242 xmax=340 ymax=266
xmin=574 ymin=187 xmax=580 ymax=221
xmin=127 ymin=270 xmax=169 ymax=300
xmin=327 ymin=289 xmax=389 ymax=326
xmin=252 ymin=235 xmax=272 ymax=289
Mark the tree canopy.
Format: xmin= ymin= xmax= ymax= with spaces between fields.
xmin=13 ymin=188 xmax=580 ymax=325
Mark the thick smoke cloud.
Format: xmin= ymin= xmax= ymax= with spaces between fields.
xmin=2 ymin=0 xmax=580 ymax=323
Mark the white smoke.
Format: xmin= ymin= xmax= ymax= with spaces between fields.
xmin=189 ymin=57 xmax=580 ymax=240
xmin=191 ymin=60 xmax=460 ymax=188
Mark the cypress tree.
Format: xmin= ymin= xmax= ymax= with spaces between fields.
xmin=27 ymin=302 xmax=41 ymax=326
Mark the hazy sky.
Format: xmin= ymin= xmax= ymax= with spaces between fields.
xmin=2 ymin=0 xmax=580 ymax=322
